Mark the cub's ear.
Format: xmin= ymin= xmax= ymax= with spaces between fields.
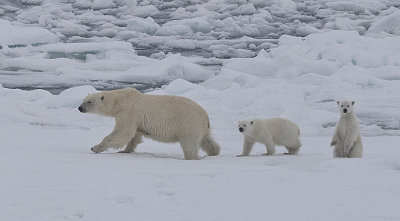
xmin=352 ymin=101 xmax=355 ymax=106
xmin=101 ymin=96 xmax=104 ymax=101
xmin=336 ymin=101 xmax=339 ymax=106
xmin=251 ymin=121 xmax=254 ymax=125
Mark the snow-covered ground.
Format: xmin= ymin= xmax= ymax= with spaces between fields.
xmin=0 ymin=84 xmax=400 ymax=220
xmin=1 ymin=0 xmax=400 ymax=220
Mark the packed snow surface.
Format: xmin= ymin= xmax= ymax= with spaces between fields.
xmin=1 ymin=0 xmax=400 ymax=220
xmin=0 ymin=81 xmax=400 ymax=220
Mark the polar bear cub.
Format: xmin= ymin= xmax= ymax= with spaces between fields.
xmin=330 ymin=100 xmax=363 ymax=158
xmin=78 ymin=88 xmax=221 ymax=160
xmin=237 ymin=118 xmax=301 ymax=156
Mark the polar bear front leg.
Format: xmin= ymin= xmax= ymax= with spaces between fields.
xmin=91 ymin=117 xmax=136 ymax=153
xmin=331 ymin=127 xmax=339 ymax=147
xmin=260 ymin=135 xmax=275 ymax=156
xmin=119 ymin=132 xmax=143 ymax=153
xmin=237 ymin=136 xmax=255 ymax=157
xmin=262 ymin=143 xmax=276 ymax=156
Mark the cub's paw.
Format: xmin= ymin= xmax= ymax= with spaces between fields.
xmin=236 ymin=154 xmax=246 ymax=157
xmin=118 ymin=150 xmax=133 ymax=153
xmin=91 ymin=145 xmax=105 ymax=153
xmin=330 ymin=141 xmax=337 ymax=146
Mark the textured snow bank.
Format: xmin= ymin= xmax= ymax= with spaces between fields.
xmin=1 ymin=30 xmax=399 ymax=135
xmin=0 ymin=40 xmax=214 ymax=90
xmin=0 ymin=19 xmax=58 ymax=46
xmin=2 ymin=0 xmax=400 ymax=59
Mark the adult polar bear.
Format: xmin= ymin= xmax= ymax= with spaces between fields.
xmin=78 ymin=88 xmax=221 ymax=160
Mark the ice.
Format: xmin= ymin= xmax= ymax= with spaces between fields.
xmin=325 ymin=2 xmax=368 ymax=13
xmin=0 ymin=39 xmax=215 ymax=90
xmin=368 ymin=9 xmax=400 ymax=35
xmin=92 ymin=0 xmax=116 ymax=10
xmin=1 ymin=0 xmax=399 ymax=60
xmin=73 ymin=0 xmax=92 ymax=10
xmin=0 ymin=19 xmax=58 ymax=46
xmin=126 ymin=16 xmax=160 ymax=35
xmin=1 ymin=2 xmax=400 ymax=219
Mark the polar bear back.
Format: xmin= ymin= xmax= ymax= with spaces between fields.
xmin=122 ymin=91 xmax=210 ymax=143
xmin=257 ymin=118 xmax=300 ymax=146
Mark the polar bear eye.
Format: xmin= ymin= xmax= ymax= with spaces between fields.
xmin=341 ymin=105 xmax=343 ymax=107
xmin=87 ymin=101 xmax=92 ymax=104
xmin=347 ymin=105 xmax=349 ymax=107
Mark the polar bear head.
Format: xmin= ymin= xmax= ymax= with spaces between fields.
xmin=78 ymin=92 xmax=115 ymax=117
xmin=238 ymin=119 xmax=255 ymax=135
xmin=337 ymin=100 xmax=355 ymax=115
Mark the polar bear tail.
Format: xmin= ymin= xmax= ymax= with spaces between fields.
xmin=200 ymin=132 xmax=221 ymax=156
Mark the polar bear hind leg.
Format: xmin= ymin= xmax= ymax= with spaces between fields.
xmin=180 ymin=138 xmax=201 ymax=160
xmin=348 ymin=141 xmax=362 ymax=158
xmin=285 ymin=138 xmax=302 ymax=155
xmin=333 ymin=142 xmax=345 ymax=158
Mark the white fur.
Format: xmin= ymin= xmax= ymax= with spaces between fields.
xmin=78 ymin=88 xmax=221 ymax=160
xmin=330 ymin=100 xmax=363 ymax=158
xmin=237 ymin=118 xmax=301 ymax=156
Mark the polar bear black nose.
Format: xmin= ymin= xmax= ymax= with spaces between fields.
xmin=78 ymin=106 xmax=85 ymax=113
xmin=239 ymin=127 xmax=244 ymax=132
xmin=343 ymin=109 xmax=348 ymax=113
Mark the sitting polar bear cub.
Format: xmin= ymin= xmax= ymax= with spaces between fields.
xmin=237 ymin=118 xmax=301 ymax=156
xmin=330 ymin=100 xmax=363 ymax=158
xmin=78 ymin=87 xmax=221 ymax=160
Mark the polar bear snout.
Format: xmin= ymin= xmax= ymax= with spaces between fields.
xmin=343 ymin=108 xmax=348 ymax=113
xmin=239 ymin=127 xmax=244 ymax=132
xmin=78 ymin=106 xmax=86 ymax=113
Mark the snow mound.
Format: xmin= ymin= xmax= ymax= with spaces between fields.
xmin=0 ymin=19 xmax=58 ymax=47
xmin=368 ymin=9 xmax=400 ymax=35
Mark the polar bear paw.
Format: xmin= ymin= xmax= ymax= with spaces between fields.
xmin=91 ymin=145 xmax=106 ymax=153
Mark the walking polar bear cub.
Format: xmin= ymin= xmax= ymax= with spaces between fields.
xmin=330 ymin=100 xmax=363 ymax=158
xmin=78 ymin=88 xmax=221 ymax=160
xmin=237 ymin=118 xmax=301 ymax=156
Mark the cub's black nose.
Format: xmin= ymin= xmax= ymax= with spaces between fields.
xmin=343 ymin=109 xmax=348 ymax=113
xmin=78 ymin=106 xmax=84 ymax=112
xmin=239 ymin=127 xmax=244 ymax=132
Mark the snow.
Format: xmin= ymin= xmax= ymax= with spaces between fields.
xmin=0 ymin=41 xmax=215 ymax=89
xmin=1 ymin=0 xmax=399 ymax=59
xmin=368 ymin=9 xmax=400 ymax=35
xmin=92 ymin=0 xmax=115 ymax=10
xmin=0 ymin=19 xmax=58 ymax=46
xmin=126 ymin=16 xmax=160 ymax=35
xmin=0 ymin=83 xmax=400 ymax=220
xmin=1 ymin=0 xmax=400 ymax=220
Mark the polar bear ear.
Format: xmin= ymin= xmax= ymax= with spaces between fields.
xmin=101 ymin=96 xmax=104 ymax=101
xmin=336 ymin=101 xmax=340 ymax=106
xmin=251 ymin=121 xmax=253 ymax=125
xmin=352 ymin=101 xmax=355 ymax=106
